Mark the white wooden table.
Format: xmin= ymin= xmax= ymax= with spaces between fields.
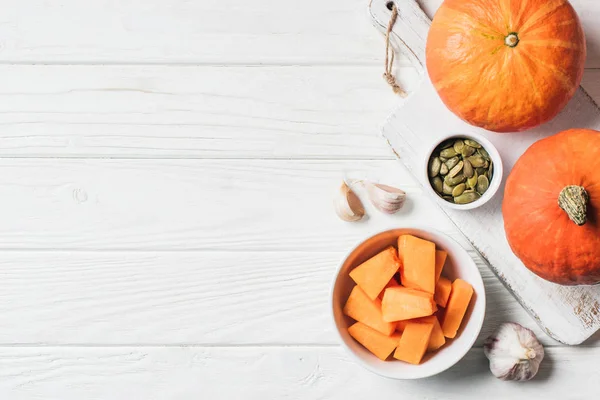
xmin=1 ymin=0 xmax=599 ymax=398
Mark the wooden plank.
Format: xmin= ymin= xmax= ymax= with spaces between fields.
xmin=0 ymin=65 xmax=418 ymax=159
xmin=0 ymin=159 xmax=459 ymax=250
xmin=0 ymin=346 xmax=597 ymax=398
xmin=2 ymin=0 xmax=600 ymax=67
xmin=0 ymin=250 xmax=586 ymax=346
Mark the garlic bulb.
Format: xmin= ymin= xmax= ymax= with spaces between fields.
xmin=363 ymin=181 xmax=406 ymax=214
xmin=483 ymin=322 xmax=544 ymax=381
xmin=334 ymin=181 xmax=365 ymax=222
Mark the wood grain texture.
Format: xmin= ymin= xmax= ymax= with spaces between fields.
xmin=0 ymin=346 xmax=597 ymax=399
xmin=2 ymin=0 xmax=600 ymax=68
xmin=1 ymin=251 xmax=595 ymax=347
xmin=0 ymin=65 xmax=420 ymax=159
xmin=0 ymin=159 xmax=459 ymax=250
xmin=371 ymin=0 xmax=600 ymax=344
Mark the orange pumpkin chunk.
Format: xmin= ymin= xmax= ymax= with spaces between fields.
xmin=442 ymin=279 xmax=474 ymax=338
xmin=378 ymin=276 xmax=400 ymax=299
xmin=393 ymin=316 xmax=445 ymax=351
xmin=343 ymin=285 xmax=395 ymax=336
xmin=381 ymin=286 xmax=437 ymax=322
xmin=348 ymin=322 xmax=399 ymax=361
xmin=434 ymin=276 xmax=452 ymax=308
xmin=393 ymin=322 xmax=434 ymax=364
xmin=398 ymin=235 xmax=436 ymax=294
xmin=434 ymin=250 xmax=447 ymax=283
xmin=349 ymin=246 xmax=400 ymax=300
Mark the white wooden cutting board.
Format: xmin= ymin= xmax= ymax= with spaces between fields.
xmin=369 ymin=0 xmax=600 ymax=345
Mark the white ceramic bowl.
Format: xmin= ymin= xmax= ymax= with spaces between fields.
xmin=424 ymin=133 xmax=503 ymax=210
xmin=330 ymin=227 xmax=486 ymax=379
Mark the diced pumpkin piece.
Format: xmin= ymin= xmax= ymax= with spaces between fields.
xmin=378 ymin=276 xmax=400 ymax=299
xmin=393 ymin=316 xmax=445 ymax=351
xmin=343 ymin=286 xmax=395 ymax=336
xmin=393 ymin=322 xmax=434 ymax=364
xmin=399 ymin=235 xmax=436 ymax=294
xmin=434 ymin=250 xmax=447 ymax=283
xmin=348 ymin=322 xmax=399 ymax=361
xmin=434 ymin=276 xmax=452 ymax=308
xmin=442 ymin=279 xmax=474 ymax=338
xmin=397 ymin=235 xmax=409 ymax=263
xmin=381 ymin=286 xmax=437 ymax=322
xmin=349 ymin=246 xmax=401 ymax=300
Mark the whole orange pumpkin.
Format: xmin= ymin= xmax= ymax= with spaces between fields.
xmin=503 ymin=129 xmax=600 ymax=285
xmin=426 ymin=0 xmax=586 ymax=133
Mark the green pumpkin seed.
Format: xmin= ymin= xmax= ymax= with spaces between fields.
xmin=439 ymin=156 xmax=448 ymax=162
xmin=442 ymin=195 xmax=454 ymax=202
xmin=487 ymin=161 xmax=494 ymax=180
xmin=476 ymin=175 xmax=490 ymax=195
xmin=461 ymin=145 xmax=476 ymax=157
xmin=445 ymin=156 xmax=460 ymax=169
xmin=453 ymin=140 xmax=465 ymax=153
xmin=445 ymin=173 xmax=466 ymax=186
xmin=439 ymin=139 xmax=454 ymax=149
xmin=476 ymin=167 xmax=487 ymax=175
xmin=467 ymin=155 xmax=486 ymax=168
xmin=462 ymin=159 xmax=474 ymax=178
xmin=442 ymin=181 xmax=454 ymax=195
xmin=483 ymin=160 xmax=489 ymax=169
xmin=454 ymin=191 xmax=481 ymax=204
xmin=448 ymin=160 xmax=464 ymax=178
xmin=431 ymin=176 xmax=443 ymax=193
xmin=467 ymin=171 xmax=478 ymax=189
xmin=477 ymin=148 xmax=490 ymax=161
xmin=464 ymin=139 xmax=482 ymax=148
xmin=440 ymin=163 xmax=449 ymax=175
xmin=452 ymin=183 xmax=466 ymax=197
xmin=440 ymin=148 xmax=459 ymax=158
xmin=428 ymin=157 xmax=442 ymax=177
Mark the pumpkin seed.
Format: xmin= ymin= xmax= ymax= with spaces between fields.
xmin=468 ymin=155 xmax=486 ymax=168
xmin=452 ymin=183 xmax=466 ymax=197
xmin=439 ymin=156 xmax=448 ymax=162
xmin=477 ymin=147 xmax=490 ymax=161
xmin=431 ymin=176 xmax=443 ymax=193
xmin=448 ymin=160 xmax=464 ymax=178
xmin=443 ymin=195 xmax=454 ymax=203
xmin=445 ymin=173 xmax=466 ymax=186
xmin=467 ymin=171 xmax=478 ymax=189
xmin=439 ymin=139 xmax=454 ymax=149
xmin=442 ymin=181 xmax=454 ymax=195
xmin=440 ymin=148 xmax=459 ymax=158
xmin=464 ymin=139 xmax=482 ymax=148
xmin=461 ymin=145 xmax=476 ymax=157
xmin=445 ymin=156 xmax=460 ymax=169
xmin=483 ymin=160 xmax=489 ymax=169
xmin=477 ymin=175 xmax=490 ymax=195
xmin=429 ymin=157 xmax=442 ymax=177
xmin=454 ymin=191 xmax=481 ymax=204
xmin=440 ymin=163 xmax=449 ymax=175
xmin=453 ymin=140 xmax=465 ymax=153
xmin=463 ymin=159 xmax=474 ymax=178
xmin=487 ymin=161 xmax=494 ymax=180
xmin=476 ymin=167 xmax=487 ymax=175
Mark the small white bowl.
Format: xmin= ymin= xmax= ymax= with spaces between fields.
xmin=330 ymin=227 xmax=486 ymax=379
xmin=424 ymin=133 xmax=503 ymax=210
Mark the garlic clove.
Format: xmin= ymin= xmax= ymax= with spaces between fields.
xmin=484 ymin=322 xmax=544 ymax=381
xmin=363 ymin=181 xmax=406 ymax=214
xmin=334 ymin=181 xmax=366 ymax=222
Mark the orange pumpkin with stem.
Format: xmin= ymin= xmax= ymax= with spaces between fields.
xmin=503 ymin=129 xmax=600 ymax=285
xmin=426 ymin=0 xmax=586 ymax=133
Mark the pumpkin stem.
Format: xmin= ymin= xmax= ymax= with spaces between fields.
xmin=558 ymin=185 xmax=589 ymax=226
xmin=505 ymin=33 xmax=519 ymax=47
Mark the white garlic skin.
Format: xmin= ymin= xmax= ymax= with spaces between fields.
xmin=334 ymin=181 xmax=366 ymax=222
xmin=484 ymin=322 xmax=544 ymax=381
xmin=363 ymin=182 xmax=406 ymax=214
